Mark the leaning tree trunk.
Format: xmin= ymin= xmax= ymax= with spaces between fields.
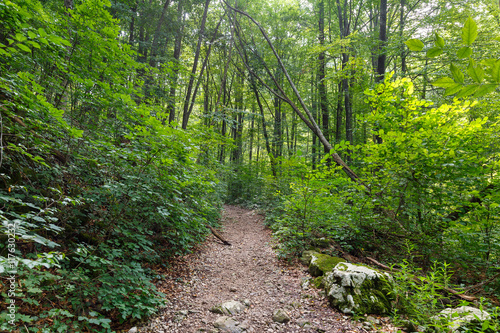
xmin=224 ymin=0 xmax=361 ymax=184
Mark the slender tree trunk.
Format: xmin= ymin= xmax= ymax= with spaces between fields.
xmin=400 ymin=0 xmax=407 ymax=74
xmin=335 ymin=80 xmax=342 ymax=143
xmin=226 ymin=1 xmax=361 ymax=183
xmin=343 ymin=56 xmax=353 ymax=156
xmin=273 ymin=70 xmax=283 ymax=160
xmin=167 ymin=0 xmax=184 ymax=123
xmin=249 ymin=104 xmax=255 ymax=162
xmin=203 ymin=61 xmax=210 ymax=125
xmin=336 ymin=0 xmax=353 ymax=160
xmin=181 ymin=0 xmax=211 ymax=129
xmin=256 ymin=119 xmax=261 ymax=163
xmin=187 ymin=17 xmax=223 ymax=123
xmin=318 ymin=0 xmax=329 ymax=153
xmin=231 ymin=74 xmax=244 ymax=162
xmin=311 ymin=70 xmax=318 ymax=169
xmin=149 ymin=0 xmax=172 ymax=68
xmin=375 ymin=0 xmax=388 ymax=83
xmin=129 ymin=2 xmax=137 ymax=45
xmin=249 ymin=80 xmax=277 ymax=177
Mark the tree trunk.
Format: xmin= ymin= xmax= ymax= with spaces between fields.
xmin=129 ymin=2 xmax=137 ymax=45
xmin=375 ymin=0 xmax=388 ymax=83
xmin=400 ymin=0 xmax=407 ymax=74
xmin=318 ymin=0 xmax=329 ymax=153
xmin=181 ymin=0 xmax=211 ymax=129
xmin=186 ymin=17 xmax=223 ymax=125
xmin=335 ymin=81 xmax=342 ymax=143
xmin=167 ymin=0 xmax=184 ymax=124
xmin=249 ymin=104 xmax=255 ymax=162
xmin=231 ymin=74 xmax=244 ymax=162
xmin=149 ymin=0 xmax=172 ymax=68
xmin=226 ymin=0 xmax=361 ymax=183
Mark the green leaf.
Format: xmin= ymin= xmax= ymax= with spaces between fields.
xmin=462 ymin=17 xmax=478 ymax=46
xmin=450 ymin=64 xmax=464 ymax=83
xmin=15 ymin=33 xmax=27 ymax=42
xmin=28 ymin=41 xmax=41 ymax=49
xmin=426 ymin=47 xmax=443 ymax=58
xmin=38 ymin=28 xmax=48 ymax=37
xmin=444 ymin=83 xmax=463 ymax=96
xmin=432 ymin=77 xmax=456 ymax=88
xmin=457 ymin=46 xmax=472 ymax=59
xmin=16 ymin=43 xmax=31 ymax=52
xmin=486 ymin=60 xmax=500 ymax=83
xmin=60 ymin=39 xmax=72 ymax=47
xmin=27 ymin=31 xmax=37 ymax=39
xmin=456 ymin=85 xmax=478 ymax=98
xmin=405 ymin=39 xmax=424 ymax=51
xmin=473 ymin=84 xmax=498 ymax=97
xmin=467 ymin=59 xmax=484 ymax=83
xmin=435 ymin=33 xmax=445 ymax=48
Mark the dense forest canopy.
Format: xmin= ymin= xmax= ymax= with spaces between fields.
xmin=0 ymin=0 xmax=499 ymax=331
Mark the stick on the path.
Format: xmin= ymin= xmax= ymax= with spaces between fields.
xmin=206 ymin=225 xmax=231 ymax=246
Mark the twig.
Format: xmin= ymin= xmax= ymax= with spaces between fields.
xmin=463 ymin=271 xmax=500 ymax=292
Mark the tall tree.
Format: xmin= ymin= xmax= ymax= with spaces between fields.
xmin=167 ymin=0 xmax=185 ymax=123
xmin=181 ymin=0 xmax=211 ymax=129
xmin=149 ymin=0 xmax=172 ymax=68
xmin=375 ymin=0 xmax=388 ymax=83
xmin=317 ymin=0 xmax=329 ymax=152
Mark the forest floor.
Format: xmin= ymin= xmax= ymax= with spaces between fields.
xmin=137 ymin=205 xmax=400 ymax=333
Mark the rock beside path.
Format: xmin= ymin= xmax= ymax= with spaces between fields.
xmin=307 ymin=252 xmax=346 ymax=277
xmin=324 ymin=262 xmax=393 ymax=315
xmin=210 ymin=300 xmax=247 ymax=315
xmin=432 ymin=306 xmax=491 ymax=332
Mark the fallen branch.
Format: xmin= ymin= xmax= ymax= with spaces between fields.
xmin=366 ymin=257 xmax=476 ymax=302
xmin=463 ymin=271 xmax=500 ymax=292
xmin=206 ymin=225 xmax=231 ymax=246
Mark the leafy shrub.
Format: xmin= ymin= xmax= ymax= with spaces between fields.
xmin=0 ymin=0 xmax=224 ymax=331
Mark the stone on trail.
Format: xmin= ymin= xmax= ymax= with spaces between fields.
xmin=213 ymin=316 xmax=244 ymax=333
xmin=432 ymin=306 xmax=491 ymax=332
xmin=323 ymin=262 xmax=393 ymax=315
xmin=210 ymin=300 xmax=247 ymax=315
xmin=272 ymin=308 xmax=291 ymax=323
xmin=307 ymin=252 xmax=346 ymax=277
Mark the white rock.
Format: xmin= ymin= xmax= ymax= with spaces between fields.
xmin=214 ymin=316 xmax=243 ymax=333
xmin=323 ymin=262 xmax=393 ymax=315
xmin=210 ymin=300 xmax=247 ymax=315
xmin=432 ymin=306 xmax=491 ymax=332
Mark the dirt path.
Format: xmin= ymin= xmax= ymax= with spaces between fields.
xmin=138 ymin=205 xmax=371 ymax=333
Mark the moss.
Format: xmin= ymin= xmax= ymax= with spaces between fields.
xmin=325 ymin=262 xmax=394 ymax=315
xmin=312 ymin=276 xmax=324 ymax=289
xmin=300 ymin=250 xmax=317 ymax=266
xmin=309 ymin=253 xmax=346 ymax=277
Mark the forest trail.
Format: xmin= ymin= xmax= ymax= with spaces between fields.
xmin=138 ymin=205 xmax=376 ymax=333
